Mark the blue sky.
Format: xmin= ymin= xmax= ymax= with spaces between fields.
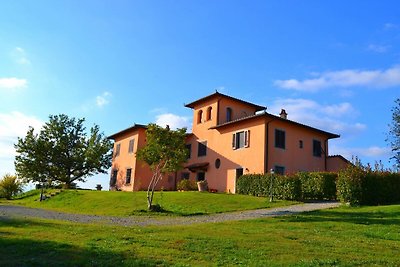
xmin=1 ymin=1 xmax=399 ymax=189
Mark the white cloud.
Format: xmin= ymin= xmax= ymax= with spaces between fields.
xmin=274 ymin=66 xmax=400 ymax=92
xmin=0 ymin=77 xmax=27 ymax=90
xmin=367 ymin=44 xmax=390 ymax=53
xmin=96 ymin=91 xmax=112 ymax=107
xmin=384 ymin=23 xmax=398 ymax=30
xmin=12 ymin=47 xmax=31 ymax=65
xmin=0 ymin=111 xmax=43 ymax=176
xmin=155 ymin=113 xmax=191 ymax=130
xmin=330 ymin=145 xmax=391 ymax=160
xmin=269 ymin=98 xmax=365 ymax=135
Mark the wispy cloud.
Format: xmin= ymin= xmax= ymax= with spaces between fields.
xmin=330 ymin=145 xmax=391 ymax=160
xmin=367 ymin=44 xmax=390 ymax=53
xmin=96 ymin=91 xmax=112 ymax=107
xmin=0 ymin=77 xmax=27 ymax=90
xmin=384 ymin=23 xmax=398 ymax=30
xmin=12 ymin=47 xmax=31 ymax=65
xmin=269 ymin=98 xmax=365 ymax=135
xmin=0 ymin=111 xmax=43 ymax=176
xmin=155 ymin=113 xmax=191 ymax=130
xmin=274 ymin=66 xmax=400 ymax=92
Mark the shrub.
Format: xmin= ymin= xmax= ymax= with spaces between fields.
xmin=273 ymin=175 xmax=302 ymax=200
xmin=337 ymin=164 xmax=364 ymax=205
xmin=237 ymin=174 xmax=301 ymax=200
xmin=298 ymin=172 xmax=337 ymax=200
xmin=0 ymin=174 xmax=24 ymax=200
xmin=177 ymin=179 xmax=197 ymax=191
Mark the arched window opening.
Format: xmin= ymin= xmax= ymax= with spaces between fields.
xmin=197 ymin=110 xmax=203 ymax=124
xmin=226 ymin=107 xmax=232 ymax=122
xmin=206 ymin=106 xmax=212 ymax=121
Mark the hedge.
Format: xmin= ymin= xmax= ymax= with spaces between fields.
xmin=297 ymin=172 xmax=337 ymax=200
xmin=337 ymin=165 xmax=400 ymax=205
xmin=237 ymin=172 xmax=336 ymax=201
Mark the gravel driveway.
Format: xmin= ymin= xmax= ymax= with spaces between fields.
xmin=0 ymin=201 xmax=340 ymax=227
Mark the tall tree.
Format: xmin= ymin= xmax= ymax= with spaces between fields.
xmin=15 ymin=114 xmax=113 ymax=189
xmin=388 ymin=98 xmax=400 ymax=170
xmin=136 ymin=124 xmax=188 ymax=210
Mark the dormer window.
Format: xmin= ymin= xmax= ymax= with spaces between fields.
xmin=197 ymin=110 xmax=203 ymax=124
xmin=206 ymin=106 xmax=212 ymax=121
xmin=226 ymin=107 xmax=232 ymax=122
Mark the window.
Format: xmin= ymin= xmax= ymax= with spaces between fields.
xmin=299 ymin=140 xmax=303 ymax=149
xmin=313 ymin=140 xmax=322 ymax=157
xmin=128 ymin=139 xmax=135 ymax=153
xmin=197 ymin=110 xmax=203 ymax=124
xmin=110 ymin=169 xmax=118 ymax=186
xmin=226 ymin=107 xmax=232 ymax=122
xmin=125 ymin=168 xmax=132 ymax=184
xmin=181 ymin=172 xmax=190 ymax=180
xmin=185 ymin=144 xmax=191 ymax=159
xmin=232 ymin=130 xmax=250 ymax=149
xmin=115 ymin=143 xmax=121 ymax=157
xmin=197 ymin=172 xmax=205 ymax=181
xmin=198 ymin=141 xmax=207 ymax=157
xmin=206 ymin=106 xmax=212 ymax=121
xmin=215 ymin=158 xmax=221 ymax=169
xmin=274 ymin=166 xmax=285 ymax=175
xmin=275 ymin=129 xmax=285 ymax=149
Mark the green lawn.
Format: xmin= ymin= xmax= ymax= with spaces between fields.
xmin=0 ymin=189 xmax=296 ymax=216
xmin=0 ymin=205 xmax=399 ymax=266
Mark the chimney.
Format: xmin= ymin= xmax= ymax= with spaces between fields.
xmin=279 ymin=109 xmax=288 ymax=119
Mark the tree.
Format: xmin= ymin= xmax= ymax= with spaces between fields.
xmin=0 ymin=174 xmax=24 ymax=200
xmin=388 ymin=99 xmax=400 ymax=170
xmin=15 ymin=114 xmax=113 ymax=190
xmin=136 ymin=124 xmax=188 ymax=210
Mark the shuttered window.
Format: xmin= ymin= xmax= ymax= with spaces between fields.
xmin=275 ymin=129 xmax=285 ymax=149
xmin=232 ymin=130 xmax=250 ymax=149
xmin=128 ymin=139 xmax=135 ymax=153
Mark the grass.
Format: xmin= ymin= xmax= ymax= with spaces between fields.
xmin=0 ymin=189 xmax=297 ymax=216
xmin=0 ymin=204 xmax=399 ymax=266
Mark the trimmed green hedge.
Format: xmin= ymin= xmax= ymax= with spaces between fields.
xmin=238 ymin=169 xmax=400 ymax=205
xmin=337 ymin=165 xmax=400 ymax=205
xmin=297 ymin=172 xmax=337 ymax=200
xmin=237 ymin=172 xmax=333 ymax=201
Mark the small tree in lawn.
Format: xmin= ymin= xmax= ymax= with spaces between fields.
xmin=136 ymin=124 xmax=188 ymax=210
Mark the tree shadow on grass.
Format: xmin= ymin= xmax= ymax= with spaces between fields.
xmin=279 ymin=209 xmax=400 ymax=226
xmin=0 ymin=218 xmax=164 ymax=267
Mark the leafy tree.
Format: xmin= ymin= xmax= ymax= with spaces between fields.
xmin=136 ymin=124 xmax=188 ymax=210
xmin=388 ymin=99 xmax=400 ymax=170
xmin=15 ymin=114 xmax=113 ymax=190
xmin=0 ymin=174 xmax=24 ymax=200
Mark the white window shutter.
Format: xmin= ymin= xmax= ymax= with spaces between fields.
xmin=245 ymin=130 xmax=250 ymax=147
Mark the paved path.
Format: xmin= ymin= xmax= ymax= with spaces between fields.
xmin=0 ymin=202 xmax=340 ymax=227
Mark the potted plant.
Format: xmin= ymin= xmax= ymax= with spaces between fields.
xmin=197 ymin=180 xmax=208 ymax=192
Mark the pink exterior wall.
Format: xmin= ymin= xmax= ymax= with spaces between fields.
xmin=266 ymin=118 xmax=329 ymax=174
xmin=327 ymin=156 xmax=350 ymax=172
xmin=110 ymin=127 xmax=175 ymax=191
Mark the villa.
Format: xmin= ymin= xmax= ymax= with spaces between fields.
xmin=108 ymin=92 xmax=348 ymax=193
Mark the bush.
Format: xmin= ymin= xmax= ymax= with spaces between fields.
xmin=273 ymin=175 xmax=302 ymax=200
xmin=0 ymin=174 xmax=24 ymax=200
xmin=237 ymin=174 xmax=301 ymax=200
xmin=177 ymin=179 xmax=197 ymax=191
xmin=298 ymin=172 xmax=337 ymax=200
xmin=337 ymin=163 xmax=400 ymax=205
